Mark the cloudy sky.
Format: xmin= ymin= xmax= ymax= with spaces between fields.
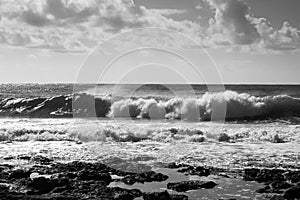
xmin=0 ymin=0 xmax=299 ymax=83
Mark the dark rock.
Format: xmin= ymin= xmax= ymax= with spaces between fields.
xmin=177 ymin=166 xmax=210 ymax=177
xmin=165 ymin=162 xmax=189 ymax=169
xmin=105 ymin=187 xmax=143 ymax=199
xmin=283 ymin=183 xmax=300 ymax=200
xmin=269 ymin=195 xmax=285 ymax=200
xmin=169 ymin=128 xmax=178 ymax=134
xmin=243 ymin=168 xmax=284 ymax=183
xmin=143 ymin=191 xmax=171 ymax=200
xmin=272 ymin=134 xmax=285 ymax=143
xmin=256 ymin=181 xmax=293 ymax=194
xmin=285 ymin=170 xmax=300 ymax=183
xmin=190 ymin=137 xmax=205 ymax=142
xmin=218 ymin=133 xmax=231 ymax=142
xmin=9 ymin=169 xmax=31 ymax=179
xmin=17 ymin=155 xmax=31 ymax=160
xmin=271 ymin=181 xmax=293 ymax=190
xmin=170 ymin=194 xmax=189 ymax=200
xmin=167 ymin=180 xmax=217 ymax=192
xmin=121 ymin=171 xmax=168 ymax=185
xmin=32 ymin=155 xmax=53 ymax=164
xmin=0 ymin=161 xmax=163 ymax=199
xmin=3 ymin=156 xmax=14 ymax=160
xmin=78 ymin=169 xmax=111 ymax=184
xmin=28 ymin=177 xmax=56 ymax=194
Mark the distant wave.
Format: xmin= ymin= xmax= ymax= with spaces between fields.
xmin=0 ymin=91 xmax=300 ymax=121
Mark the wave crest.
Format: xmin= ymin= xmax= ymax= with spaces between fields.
xmin=0 ymin=91 xmax=299 ymax=121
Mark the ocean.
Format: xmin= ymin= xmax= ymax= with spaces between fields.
xmin=0 ymin=84 xmax=299 ymax=199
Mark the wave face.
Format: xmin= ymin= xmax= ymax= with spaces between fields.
xmin=0 ymin=91 xmax=300 ymax=121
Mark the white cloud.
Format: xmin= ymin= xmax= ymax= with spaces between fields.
xmin=204 ymin=0 xmax=300 ymax=52
xmin=0 ymin=0 xmax=202 ymax=52
xmin=0 ymin=0 xmax=299 ymax=53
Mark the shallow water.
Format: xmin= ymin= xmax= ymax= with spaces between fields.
xmin=109 ymin=168 xmax=266 ymax=200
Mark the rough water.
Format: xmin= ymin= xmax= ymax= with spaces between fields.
xmin=1 ymin=84 xmax=300 ymax=122
xmin=0 ymin=84 xmax=299 ymax=199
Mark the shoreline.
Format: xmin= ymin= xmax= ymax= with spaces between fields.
xmin=0 ymin=156 xmax=299 ymax=200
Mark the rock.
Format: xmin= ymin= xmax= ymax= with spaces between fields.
xmin=169 ymin=128 xmax=178 ymax=134
xmin=285 ymin=170 xmax=300 ymax=183
xmin=177 ymin=166 xmax=210 ymax=177
xmin=170 ymin=194 xmax=189 ymax=200
xmin=0 ymin=161 xmax=164 ymax=199
xmin=9 ymin=169 xmax=31 ymax=179
xmin=283 ymin=183 xmax=300 ymax=200
xmin=189 ymin=137 xmax=206 ymax=142
xmin=271 ymin=181 xmax=293 ymax=190
xmin=243 ymin=168 xmax=284 ymax=183
xmin=272 ymin=134 xmax=285 ymax=143
xmin=165 ymin=162 xmax=189 ymax=169
xmin=143 ymin=191 xmax=188 ymax=200
xmin=32 ymin=155 xmax=53 ymax=164
xmin=218 ymin=133 xmax=231 ymax=142
xmin=143 ymin=191 xmax=171 ymax=200
xmin=105 ymin=187 xmax=143 ymax=199
xmin=78 ymin=169 xmax=111 ymax=184
xmin=17 ymin=155 xmax=31 ymax=160
xmin=269 ymin=195 xmax=285 ymax=200
xmin=121 ymin=171 xmax=168 ymax=185
xmin=167 ymin=180 xmax=217 ymax=192
xmin=3 ymin=156 xmax=14 ymax=160
xmin=256 ymin=181 xmax=293 ymax=194
xmin=28 ymin=177 xmax=56 ymax=194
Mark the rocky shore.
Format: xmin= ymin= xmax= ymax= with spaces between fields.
xmin=0 ymin=156 xmax=299 ymax=200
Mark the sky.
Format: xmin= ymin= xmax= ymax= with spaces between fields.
xmin=0 ymin=0 xmax=299 ymax=84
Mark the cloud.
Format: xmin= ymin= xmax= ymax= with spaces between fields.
xmin=204 ymin=0 xmax=300 ymax=52
xmin=0 ymin=0 xmax=201 ymax=52
xmin=205 ymin=0 xmax=260 ymax=45
xmin=0 ymin=0 xmax=299 ymax=53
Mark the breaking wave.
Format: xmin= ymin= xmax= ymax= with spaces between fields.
xmin=0 ymin=125 xmax=298 ymax=143
xmin=0 ymin=91 xmax=300 ymax=121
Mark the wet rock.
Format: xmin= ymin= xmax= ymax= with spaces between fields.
xmin=170 ymin=194 xmax=189 ymax=200
xmin=283 ymin=183 xmax=300 ymax=200
xmin=165 ymin=162 xmax=189 ymax=169
xmin=3 ymin=156 xmax=14 ymax=160
xmin=167 ymin=180 xmax=217 ymax=192
xmin=256 ymin=181 xmax=293 ymax=194
xmin=271 ymin=181 xmax=293 ymax=190
xmin=32 ymin=155 xmax=53 ymax=164
xmin=78 ymin=169 xmax=111 ymax=184
xmin=177 ymin=166 xmax=210 ymax=177
xmin=0 ymin=161 xmax=164 ymax=199
xmin=121 ymin=171 xmax=168 ymax=185
xmin=218 ymin=199 xmax=237 ymax=200
xmin=269 ymin=195 xmax=285 ymax=200
xmin=27 ymin=177 xmax=56 ymax=194
xmin=17 ymin=155 xmax=31 ymax=160
xmin=243 ymin=168 xmax=284 ymax=183
xmin=218 ymin=133 xmax=231 ymax=142
xmin=9 ymin=168 xmax=31 ymax=179
xmin=143 ymin=191 xmax=171 ymax=200
xmin=169 ymin=128 xmax=178 ymax=134
xmin=105 ymin=187 xmax=143 ymax=199
xmin=189 ymin=137 xmax=205 ymax=142
xmin=285 ymin=170 xmax=300 ymax=183
xmin=143 ymin=191 xmax=188 ymax=200
xmin=272 ymin=134 xmax=285 ymax=143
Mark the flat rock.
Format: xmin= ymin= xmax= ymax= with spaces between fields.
xmin=143 ymin=191 xmax=188 ymax=200
xmin=167 ymin=180 xmax=217 ymax=192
